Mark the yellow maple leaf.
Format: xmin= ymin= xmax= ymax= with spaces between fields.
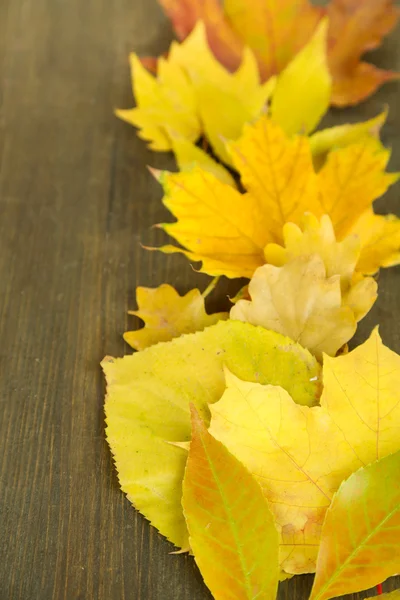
xmin=170 ymin=138 xmax=236 ymax=187
xmin=156 ymin=115 xmax=398 ymax=279
xmin=209 ymin=329 xmax=400 ymax=574
xmin=124 ymin=284 xmax=228 ymax=351
xmin=116 ymin=53 xmax=201 ymax=151
xmin=230 ymin=254 xmax=376 ymax=359
xmin=350 ymin=209 xmax=400 ymax=275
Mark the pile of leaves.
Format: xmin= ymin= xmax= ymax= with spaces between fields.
xmin=103 ymin=1 xmax=400 ymax=598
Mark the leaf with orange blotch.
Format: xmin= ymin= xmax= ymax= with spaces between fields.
xmin=328 ymin=0 xmax=400 ymax=106
xmin=350 ymin=209 xmax=400 ymax=274
xmin=309 ymin=450 xmax=400 ymax=600
xmin=123 ymin=284 xmax=228 ymax=351
xmin=223 ymin=0 xmax=323 ymax=81
xmin=182 ymin=407 xmax=279 ymax=600
xmin=158 ymin=0 xmax=244 ymax=71
xmin=210 ymin=330 xmax=400 ymax=574
xmin=154 ymin=115 xmax=398 ymax=279
xmin=230 ymin=254 xmax=376 ymax=359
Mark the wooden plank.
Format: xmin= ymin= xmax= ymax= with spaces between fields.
xmin=0 ymin=0 xmax=398 ymax=598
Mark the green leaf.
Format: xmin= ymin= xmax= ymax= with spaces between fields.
xmin=103 ymin=320 xmax=320 ymax=549
xmin=310 ymin=450 xmax=400 ymax=600
xmin=183 ymin=407 xmax=279 ymax=600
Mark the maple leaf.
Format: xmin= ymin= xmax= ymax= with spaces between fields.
xmin=155 ymin=115 xmax=398 ymax=279
xmin=350 ymin=209 xmax=400 ymax=275
xmin=209 ymin=328 xmax=400 ymax=574
xmin=230 ymin=253 xmax=377 ymax=359
xmin=328 ymin=0 xmax=400 ymax=106
xmin=116 ymin=53 xmax=201 ymax=151
xmin=103 ymin=321 xmax=320 ymax=549
xmin=182 ymin=407 xmax=279 ymax=600
xmin=310 ymin=450 xmax=400 ymax=600
xmin=123 ymin=284 xmax=228 ymax=351
xmin=157 ymin=0 xmax=399 ymax=105
xmin=117 ymin=22 xmax=274 ymax=161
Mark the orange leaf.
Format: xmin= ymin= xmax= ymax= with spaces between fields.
xmin=158 ymin=0 xmax=243 ymax=71
xmin=182 ymin=406 xmax=280 ymax=600
xmin=328 ymin=0 xmax=400 ymax=106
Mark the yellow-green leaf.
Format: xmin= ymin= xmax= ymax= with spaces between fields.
xmin=124 ymin=284 xmax=228 ymax=350
xmin=310 ymin=450 xmax=400 ymax=600
xmin=270 ymin=19 xmax=331 ymax=136
xmin=103 ymin=321 xmax=320 ymax=549
xmin=183 ymin=407 xmax=279 ymax=600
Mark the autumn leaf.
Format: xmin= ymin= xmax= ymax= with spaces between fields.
xmin=350 ymin=209 xmax=400 ymax=274
xmin=309 ymin=109 xmax=387 ymax=169
xmin=157 ymin=0 xmax=399 ymax=105
xmin=310 ymin=450 xmax=400 ymax=600
xmin=123 ymin=284 xmax=228 ymax=351
xmin=155 ymin=115 xmax=398 ymax=279
xmin=370 ymin=592 xmax=400 ymax=600
xmin=209 ymin=329 xmax=400 ymax=574
xmin=116 ymin=53 xmax=201 ymax=151
xmin=230 ymin=253 xmax=377 ymax=359
xmin=270 ymin=19 xmax=331 ymax=136
xmin=103 ymin=321 xmax=320 ymax=549
xmin=182 ymin=407 xmax=279 ymax=600
xmin=328 ymin=0 xmax=400 ymax=106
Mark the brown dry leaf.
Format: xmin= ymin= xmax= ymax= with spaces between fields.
xmin=124 ymin=284 xmax=227 ymax=351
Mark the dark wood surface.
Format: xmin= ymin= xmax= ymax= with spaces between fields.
xmin=0 ymin=0 xmax=399 ymax=598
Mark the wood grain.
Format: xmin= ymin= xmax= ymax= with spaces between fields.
xmin=0 ymin=0 xmax=399 ymax=598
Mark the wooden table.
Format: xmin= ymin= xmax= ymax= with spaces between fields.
xmin=0 ymin=0 xmax=399 ymax=598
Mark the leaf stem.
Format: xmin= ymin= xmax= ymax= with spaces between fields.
xmin=202 ymin=276 xmax=220 ymax=299
xmin=376 ymin=583 xmax=383 ymax=595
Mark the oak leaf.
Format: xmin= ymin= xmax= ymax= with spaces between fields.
xmin=157 ymin=0 xmax=399 ymax=105
xmin=103 ymin=321 xmax=320 ymax=549
xmin=156 ymin=116 xmax=398 ymax=279
xmin=182 ymin=407 xmax=279 ymax=600
xmin=310 ymin=450 xmax=400 ymax=600
xmin=124 ymin=284 xmax=228 ymax=351
xmin=209 ymin=329 xmax=400 ymax=574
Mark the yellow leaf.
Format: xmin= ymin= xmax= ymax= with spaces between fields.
xmin=209 ymin=369 xmax=363 ymax=574
xmin=116 ymin=53 xmax=201 ymax=151
xmin=173 ymin=22 xmax=275 ymax=164
xmin=230 ymin=254 xmax=375 ymax=359
xmin=369 ymin=592 xmax=400 ymax=600
xmin=103 ymin=321 xmax=320 ymax=549
xmin=123 ymin=284 xmax=228 ymax=351
xmin=317 ymin=138 xmax=399 ymax=239
xmin=223 ymin=0 xmax=322 ymax=79
xmin=270 ymin=19 xmax=331 ymax=136
xmin=321 ymin=328 xmax=400 ymax=464
xmin=350 ymin=209 xmax=400 ymax=274
xmin=156 ymin=115 xmax=398 ymax=279
xmin=171 ymin=138 xmax=236 ymax=186
xmin=182 ymin=407 xmax=279 ymax=600
xmin=210 ymin=330 xmax=400 ymax=573
xmin=309 ymin=110 xmax=387 ymax=168
xmin=310 ymin=451 xmax=400 ymax=600
xmin=263 ymin=213 xmax=378 ymax=321
xmin=159 ymin=168 xmax=269 ymax=278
